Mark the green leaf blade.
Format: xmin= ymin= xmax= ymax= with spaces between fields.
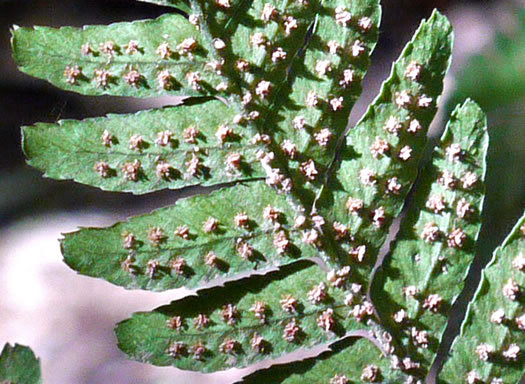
xmin=189 ymin=0 xmax=323 ymax=105
xmin=115 ymin=263 xmax=370 ymax=372
xmin=439 ymin=213 xmax=525 ymax=384
xmin=12 ymin=14 xmax=223 ymax=98
xmin=372 ymin=100 xmax=489 ymax=374
xmin=0 ymin=344 xmax=42 ymax=384
xmin=22 ymin=100 xmax=266 ymax=194
xmin=318 ymin=10 xmax=454 ymax=273
xmin=271 ymin=337 xmax=407 ymax=384
xmin=274 ymin=0 xmax=381 ymax=174
xmin=61 ymin=182 xmax=326 ymax=291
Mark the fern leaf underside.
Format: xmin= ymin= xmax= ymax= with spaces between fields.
xmin=12 ymin=0 xmax=524 ymax=383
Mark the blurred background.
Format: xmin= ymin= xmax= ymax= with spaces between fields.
xmin=0 ymin=0 xmax=524 ymax=383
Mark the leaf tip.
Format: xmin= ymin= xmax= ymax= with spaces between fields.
xmin=425 ymin=8 xmax=453 ymax=39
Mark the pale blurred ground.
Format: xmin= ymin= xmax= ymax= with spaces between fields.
xmin=1 ymin=0 xmax=524 ymax=383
